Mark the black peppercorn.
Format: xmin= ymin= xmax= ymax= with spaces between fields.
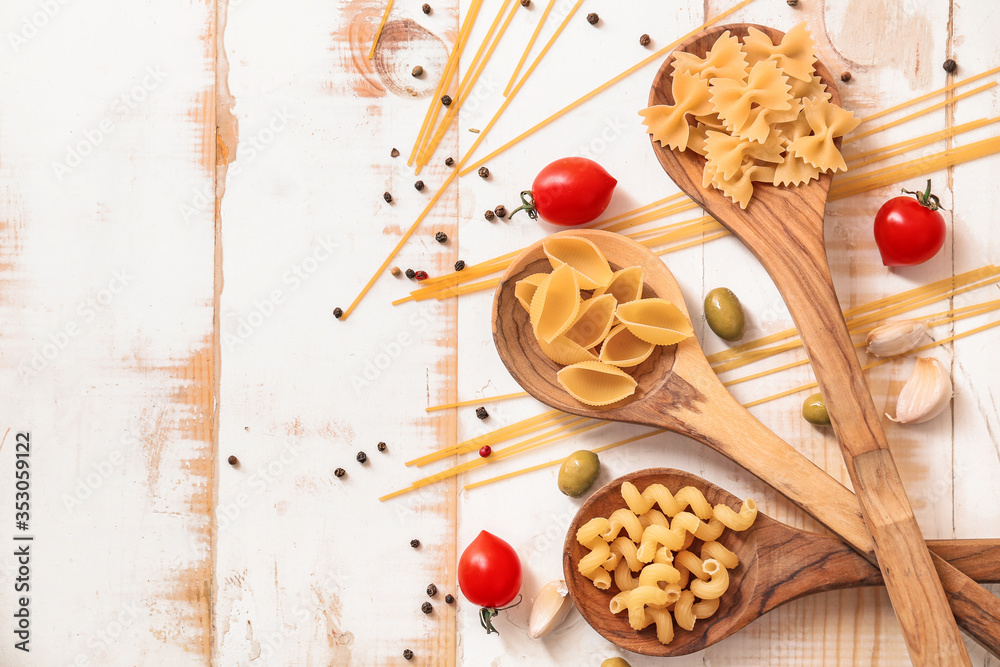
xmin=414 ymin=270 xmax=429 ymax=281
xmin=421 ymin=3 xmax=431 ymax=13
xmin=414 ymin=180 xmax=425 ymax=191
xmin=494 ymin=205 xmax=507 ymax=219
xmin=403 ymin=649 xmax=414 ymax=660
xmin=943 ymin=58 xmax=957 ymax=73
xmin=639 ymin=34 xmax=650 ymax=46
xmin=426 ymin=583 xmax=438 ymax=597
xmin=356 ymin=451 xmax=367 ymax=464
xmin=445 ymin=157 xmax=454 ymax=166
xmin=333 ymin=307 xmax=343 ymax=319
xmin=786 ymin=0 xmax=798 ymax=5
xmin=445 ymin=594 xmax=455 ymax=604
xmin=390 ymin=147 xmax=400 ymax=158
xmin=421 ymin=602 xmax=432 ymax=614
xmin=484 ymin=209 xmax=495 ymax=221
xmin=441 ymin=94 xmax=452 ymax=106
xmin=454 ymin=260 xmax=466 ymax=271
xmin=410 ymin=539 xmax=421 ymax=548
xmin=478 ymin=166 xmax=490 ymax=179
xmin=521 ymin=0 xmax=530 ymax=6
xmin=435 ymin=231 xmax=448 ymax=243
xmin=476 ymin=406 xmax=489 ymax=420
xmin=334 ymin=468 xmax=345 ymax=478
xmin=227 ymin=455 xmax=238 ymax=466
xmin=586 ymin=12 xmax=599 ymax=25
xmin=383 ymin=191 xmax=392 ymax=203
xmin=405 ymin=268 xmax=416 ymax=279
xmin=377 ymin=441 xmax=387 ymax=452
xmin=412 ymin=65 xmax=424 ymax=77
xmin=840 ymin=71 xmax=851 ymax=82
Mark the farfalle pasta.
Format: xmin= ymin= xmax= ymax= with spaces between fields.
xmin=641 ymin=22 xmax=859 ymax=208
xmin=577 ymin=481 xmax=758 ymax=646
xmin=515 ymin=235 xmax=694 ymax=406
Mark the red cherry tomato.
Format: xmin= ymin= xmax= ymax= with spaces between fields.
xmin=458 ymin=531 xmax=522 ymax=634
xmin=511 ymin=157 xmax=617 ymax=226
xmin=873 ymin=180 xmax=946 ymax=267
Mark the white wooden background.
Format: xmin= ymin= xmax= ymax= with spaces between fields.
xmin=1 ymin=0 xmax=998 ymax=664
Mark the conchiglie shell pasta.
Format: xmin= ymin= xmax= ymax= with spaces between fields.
xmin=616 ymin=298 xmax=695 ymax=346
xmin=530 ymin=264 xmax=581 ymax=344
xmin=600 ymin=324 xmax=656 ymax=368
xmin=593 ymin=266 xmax=644 ymax=305
xmin=557 ymin=361 xmax=638 ymax=406
xmin=543 ymin=236 xmax=614 ymax=289
xmin=539 ymin=335 xmax=598 ymax=366
xmin=514 ymin=273 xmax=548 ymax=312
xmin=564 ymin=294 xmax=617 ymax=349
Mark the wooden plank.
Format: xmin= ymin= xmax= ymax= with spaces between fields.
xmin=0 ymin=1 xmax=217 ymax=663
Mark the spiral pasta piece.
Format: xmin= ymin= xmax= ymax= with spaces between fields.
xmin=713 ymin=498 xmax=758 ymax=532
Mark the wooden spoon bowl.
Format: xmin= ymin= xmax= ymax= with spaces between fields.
xmin=564 ymin=468 xmax=1000 ymax=657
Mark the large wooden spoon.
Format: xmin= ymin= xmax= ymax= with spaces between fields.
xmin=564 ymin=468 xmax=1000 ymax=657
xmin=492 ymin=229 xmax=1000 ymax=657
xmin=647 ymin=24 xmax=977 ymax=664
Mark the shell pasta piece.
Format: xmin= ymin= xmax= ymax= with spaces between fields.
xmin=543 ymin=235 xmax=614 ymax=289
xmin=538 ymin=335 xmax=597 ymax=366
xmin=615 ymin=298 xmax=695 ymax=346
xmin=529 ymin=264 xmax=581 ymax=343
xmin=600 ymin=324 xmax=656 ymax=368
xmin=564 ymin=294 xmax=617 ymax=349
xmin=514 ymin=273 xmax=547 ymax=312
xmin=557 ymin=360 xmax=638 ymax=406
xmin=593 ymin=266 xmax=644 ymax=304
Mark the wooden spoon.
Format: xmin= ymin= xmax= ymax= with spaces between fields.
xmin=492 ymin=229 xmax=1000 ymax=657
xmin=563 ymin=468 xmax=1000 ymax=657
xmin=647 ymin=24 xmax=979 ymax=664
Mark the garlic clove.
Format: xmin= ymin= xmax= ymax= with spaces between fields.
xmin=527 ymin=580 xmax=574 ymax=639
xmin=887 ymin=357 xmax=953 ymax=424
xmin=866 ymin=320 xmax=928 ymax=358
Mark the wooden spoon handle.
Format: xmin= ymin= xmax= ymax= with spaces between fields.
xmin=752 ymin=244 xmax=969 ymax=664
xmin=673 ymin=376 xmax=999 ymax=659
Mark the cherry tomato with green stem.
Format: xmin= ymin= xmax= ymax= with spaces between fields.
xmin=511 ymin=157 xmax=617 ymax=226
xmin=873 ymin=180 xmax=947 ymax=267
xmin=458 ymin=531 xmax=522 ymax=634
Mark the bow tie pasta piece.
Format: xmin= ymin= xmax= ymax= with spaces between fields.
xmin=615 ymin=298 xmax=695 ymax=346
xmin=515 ymin=273 xmax=548 ymax=312
xmin=705 ymin=131 xmax=784 ymax=181
xmin=539 ymin=334 xmax=598 ymax=366
xmin=789 ymin=73 xmax=831 ymax=102
xmin=709 ymin=59 xmax=793 ymax=139
xmin=671 ymin=30 xmax=748 ymax=81
xmin=773 ymin=153 xmax=821 ymax=187
xmin=543 ymin=235 xmax=614 ymax=289
xmin=557 ymin=360 xmax=638 ymax=406
xmin=599 ymin=324 xmax=656 ymax=368
xmin=592 ymin=266 xmax=644 ymax=304
xmin=738 ymin=99 xmax=802 ymax=144
xmin=788 ymin=97 xmax=861 ymax=172
xmin=687 ymin=124 xmax=711 ymax=157
xmin=529 ymin=264 xmax=581 ymax=344
xmin=564 ymin=293 xmax=617 ymax=349
xmin=640 ymin=71 xmax=714 ymax=151
xmin=704 ymin=160 xmax=776 ymax=209
xmin=743 ymin=22 xmax=817 ymax=82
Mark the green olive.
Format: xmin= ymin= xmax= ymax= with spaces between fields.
xmin=600 ymin=659 xmax=632 ymax=667
xmin=558 ymin=450 xmax=601 ymax=498
xmin=802 ymin=393 xmax=831 ymax=426
xmin=704 ymin=287 xmax=746 ymax=342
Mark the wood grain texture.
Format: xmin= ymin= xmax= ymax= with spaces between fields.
xmin=648 ymin=24 xmax=981 ymax=665
xmin=564 ymin=468 xmax=1000 ymax=657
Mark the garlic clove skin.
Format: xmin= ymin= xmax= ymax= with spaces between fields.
xmin=866 ymin=320 xmax=927 ymax=358
xmin=888 ymin=357 xmax=953 ymax=424
xmin=528 ymin=580 xmax=574 ymax=639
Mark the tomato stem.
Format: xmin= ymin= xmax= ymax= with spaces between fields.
xmin=477 ymin=594 xmax=523 ymax=635
xmin=901 ymin=179 xmax=942 ymax=212
xmin=510 ymin=191 xmax=538 ymax=220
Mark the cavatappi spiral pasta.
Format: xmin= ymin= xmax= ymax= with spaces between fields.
xmin=515 ymin=235 xmax=695 ymax=406
xmin=576 ymin=481 xmax=757 ymax=646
